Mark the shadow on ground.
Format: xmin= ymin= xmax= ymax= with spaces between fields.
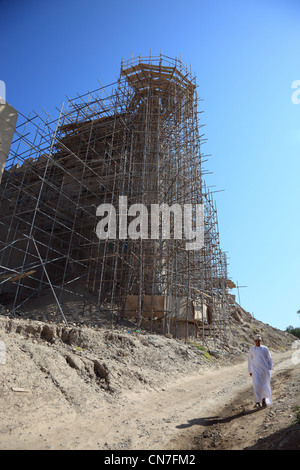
xmin=245 ymin=424 xmax=300 ymax=450
xmin=176 ymin=407 xmax=261 ymax=430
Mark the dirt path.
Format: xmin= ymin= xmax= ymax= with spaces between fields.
xmin=1 ymin=349 xmax=298 ymax=450
xmin=171 ymin=350 xmax=300 ymax=450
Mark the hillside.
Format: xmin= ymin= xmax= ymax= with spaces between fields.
xmin=0 ymin=303 xmax=298 ymax=450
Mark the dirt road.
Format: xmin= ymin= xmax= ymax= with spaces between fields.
xmin=1 ymin=348 xmax=299 ymax=450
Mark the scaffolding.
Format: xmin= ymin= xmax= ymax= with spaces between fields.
xmin=0 ymin=54 xmax=231 ymax=347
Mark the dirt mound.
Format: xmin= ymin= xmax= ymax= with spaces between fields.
xmin=1 ymin=294 xmax=295 ymax=356
xmin=224 ymin=303 xmax=295 ymax=354
xmin=0 ymin=316 xmax=219 ymax=407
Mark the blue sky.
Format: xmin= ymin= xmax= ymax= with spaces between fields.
xmin=1 ymin=0 xmax=300 ymax=330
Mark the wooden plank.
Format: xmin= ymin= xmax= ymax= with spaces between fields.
xmin=12 ymin=387 xmax=31 ymax=393
xmin=1 ymin=270 xmax=36 ymax=282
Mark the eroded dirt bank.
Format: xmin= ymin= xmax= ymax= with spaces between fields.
xmin=0 ymin=316 xmax=298 ymax=450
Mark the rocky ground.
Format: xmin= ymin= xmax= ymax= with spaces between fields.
xmin=0 ymin=300 xmax=299 ymax=451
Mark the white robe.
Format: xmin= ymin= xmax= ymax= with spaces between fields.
xmin=248 ymin=345 xmax=273 ymax=404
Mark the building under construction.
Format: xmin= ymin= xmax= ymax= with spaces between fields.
xmin=0 ymin=54 xmax=234 ymax=346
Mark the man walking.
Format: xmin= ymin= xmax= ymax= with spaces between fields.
xmin=248 ymin=334 xmax=273 ymax=408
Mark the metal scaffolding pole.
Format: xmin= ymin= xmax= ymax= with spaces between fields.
xmin=0 ymin=54 xmax=231 ymax=346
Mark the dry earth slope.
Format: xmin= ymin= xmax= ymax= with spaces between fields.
xmin=0 ymin=303 xmax=299 ymax=450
